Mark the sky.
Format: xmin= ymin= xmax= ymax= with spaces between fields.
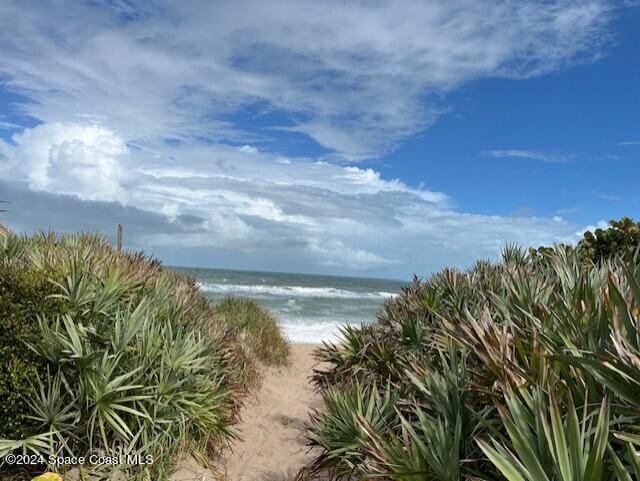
xmin=0 ymin=0 xmax=638 ymax=280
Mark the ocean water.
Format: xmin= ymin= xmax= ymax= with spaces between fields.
xmin=172 ymin=267 xmax=406 ymax=343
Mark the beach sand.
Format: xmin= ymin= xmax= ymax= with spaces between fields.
xmin=171 ymin=344 xmax=322 ymax=481
xmin=223 ymin=344 xmax=321 ymax=481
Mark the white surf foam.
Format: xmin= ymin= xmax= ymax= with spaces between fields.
xmin=280 ymin=319 xmax=361 ymax=343
xmin=198 ymin=282 xmax=397 ymax=299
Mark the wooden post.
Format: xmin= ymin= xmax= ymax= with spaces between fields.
xmin=117 ymin=224 xmax=123 ymax=251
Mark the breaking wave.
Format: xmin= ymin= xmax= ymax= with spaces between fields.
xmin=198 ymin=282 xmax=397 ymax=299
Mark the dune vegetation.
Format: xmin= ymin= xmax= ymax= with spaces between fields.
xmin=0 ymin=229 xmax=288 ymax=480
xmin=214 ymin=297 xmax=290 ymax=368
xmin=305 ymin=218 xmax=640 ymax=480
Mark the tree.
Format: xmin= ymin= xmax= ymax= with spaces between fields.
xmin=578 ymin=217 xmax=640 ymax=262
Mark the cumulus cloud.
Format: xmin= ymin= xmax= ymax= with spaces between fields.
xmin=3 ymin=123 xmax=129 ymax=201
xmin=0 ymin=121 xmax=584 ymax=276
xmin=0 ymin=0 xmax=614 ymax=276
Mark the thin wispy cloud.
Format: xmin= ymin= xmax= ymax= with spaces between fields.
xmin=618 ymin=140 xmax=640 ymax=146
xmin=598 ymin=193 xmax=622 ymax=201
xmin=484 ymin=149 xmax=574 ymax=163
xmin=0 ymin=0 xmax=617 ymax=276
xmin=0 ymin=0 xmax=611 ymax=160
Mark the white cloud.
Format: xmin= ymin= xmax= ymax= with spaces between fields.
xmin=4 ymin=123 xmax=128 ymax=202
xmin=598 ymin=193 xmax=621 ymax=202
xmin=576 ymin=220 xmax=609 ymax=238
xmin=618 ymin=140 xmax=640 ymax=146
xmin=1 ymin=121 xmax=585 ymax=276
xmin=484 ymin=149 xmax=574 ymax=163
xmin=0 ymin=0 xmax=610 ymax=159
xmin=308 ymin=239 xmax=395 ymax=270
xmin=238 ymin=145 xmax=258 ymax=154
xmin=0 ymin=1 xmax=614 ymax=276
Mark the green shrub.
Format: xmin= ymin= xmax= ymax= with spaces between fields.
xmin=306 ymin=242 xmax=640 ymax=480
xmin=0 ymin=230 xmax=288 ymax=480
xmin=579 ymin=217 xmax=640 ymax=263
xmin=0 ymin=265 xmax=67 ymax=440
xmin=528 ymin=216 xmax=640 ymax=265
xmin=306 ymin=381 xmax=398 ymax=479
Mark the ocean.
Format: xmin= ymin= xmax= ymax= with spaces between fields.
xmin=172 ymin=267 xmax=407 ymax=343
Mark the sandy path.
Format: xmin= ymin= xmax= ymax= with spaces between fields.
xmin=221 ymin=344 xmax=321 ymax=481
xmin=170 ymin=344 xmax=321 ymax=481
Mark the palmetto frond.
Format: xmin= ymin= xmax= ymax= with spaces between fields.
xmin=0 ymin=230 xmax=283 ymax=479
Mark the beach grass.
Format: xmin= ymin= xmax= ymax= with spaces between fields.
xmin=215 ymin=297 xmax=290 ymax=368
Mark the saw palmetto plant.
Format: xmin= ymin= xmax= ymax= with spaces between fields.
xmin=306 ymin=242 xmax=640 ymax=480
xmin=0 ymin=229 xmax=288 ymax=480
xmin=478 ymin=387 xmax=610 ymax=481
xmin=305 ymin=381 xmax=398 ymax=478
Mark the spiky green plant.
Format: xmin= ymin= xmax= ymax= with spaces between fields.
xmin=306 ymin=241 xmax=640 ymax=480
xmin=360 ymin=347 xmax=494 ymax=481
xmin=305 ymin=381 xmax=398 ymax=478
xmin=0 ymin=229 xmax=288 ymax=480
xmin=478 ymin=387 xmax=610 ymax=481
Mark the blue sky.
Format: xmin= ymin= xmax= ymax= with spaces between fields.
xmin=0 ymin=0 xmax=638 ymax=279
xmin=382 ymin=7 xmax=640 ymax=225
